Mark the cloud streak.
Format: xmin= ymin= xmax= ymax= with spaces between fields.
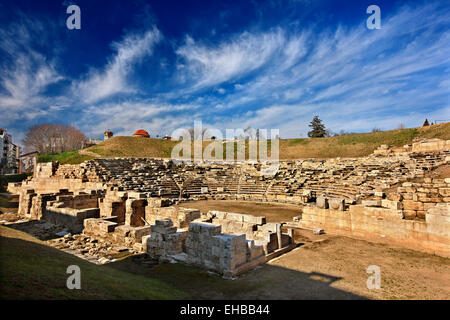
xmin=0 ymin=1 xmax=449 ymax=143
xmin=75 ymin=27 xmax=162 ymax=103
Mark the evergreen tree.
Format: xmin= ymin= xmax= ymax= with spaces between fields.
xmin=423 ymin=119 xmax=430 ymax=126
xmin=307 ymin=116 xmax=327 ymax=138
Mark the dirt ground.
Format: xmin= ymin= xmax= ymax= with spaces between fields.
xmin=2 ymin=197 xmax=449 ymax=299
xmin=110 ymin=228 xmax=450 ymax=300
xmin=259 ymin=230 xmax=450 ymax=299
xmin=1 ymin=217 xmax=449 ymax=299
xmin=177 ymin=200 xmax=302 ymax=222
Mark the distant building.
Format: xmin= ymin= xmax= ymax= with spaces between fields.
xmin=133 ymin=129 xmax=150 ymax=138
xmin=85 ymin=138 xmax=103 ymax=147
xmin=104 ymin=130 xmax=113 ymax=140
xmin=0 ymin=128 xmax=20 ymax=174
xmin=19 ymin=151 xmax=39 ymax=173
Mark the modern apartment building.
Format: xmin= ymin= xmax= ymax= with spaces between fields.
xmin=0 ymin=128 xmax=20 ymax=174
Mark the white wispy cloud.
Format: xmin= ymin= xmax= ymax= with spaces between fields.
xmin=2 ymin=1 xmax=449 ymax=143
xmin=175 ymin=29 xmax=288 ymax=89
xmin=0 ymin=16 xmax=64 ymax=124
xmin=75 ymin=27 xmax=162 ymax=103
xmin=169 ymin=2 xmax=449 ymax=137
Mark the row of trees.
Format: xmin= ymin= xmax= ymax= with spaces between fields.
xmin=23 ymin=124 xmax=87 ymax=153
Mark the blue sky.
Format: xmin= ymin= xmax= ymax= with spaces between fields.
xmin=0 ymin=0 xmax=449 ymax=145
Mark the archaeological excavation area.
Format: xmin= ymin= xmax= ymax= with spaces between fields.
xmin=3 ymin=138 xmax=450 ymax=298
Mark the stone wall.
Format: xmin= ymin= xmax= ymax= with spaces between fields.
xmin=185 ymin=221 xmax=265 ymax=278
xmin=10 ymin=139 xmax=449 ymax=208
xmin=393 ymin=178 xmax=449 ymax=219
xmin=83 ymin=217 xmax=150 ymax=249
xmin=45 ymin=204 xmax=100 ymax=233
xmin=142 ymin=218 xmax=187 ymax=257
xmin=412 ymin=139 xmax=450 ymax=153
xmin=300 ymin=203 xmax=450 ymax=257
xmin=209 ymin=210 xmax=292 ymax=254
xmin=7 ymin=138 xmax=449 ymax=273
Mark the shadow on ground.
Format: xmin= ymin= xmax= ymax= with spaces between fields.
xmin=3 ymin=219 xmax=65 ymax=240
xmin=0 ymin=225 xmax=365 ymax=300
xmin=104 ymin=251 xmax=366 ymax=300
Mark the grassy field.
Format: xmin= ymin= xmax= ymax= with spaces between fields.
xmin=0 ymin=226 xmax=187 ymax=299
xmin=37 ymin=122 xmax=450 ymax=164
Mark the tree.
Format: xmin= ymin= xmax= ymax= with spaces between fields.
xmin=423 ymin=119 xmax=430 ymax=126
xmin=187 ymin=127 xmax=208 ymax=140
xmin=307 ymin=116 xmax=327 ymax=138
xmin=23 ymin=124 xmax=87 ymax=153
xmin=244 ymin=126 xmax=257 ymax=140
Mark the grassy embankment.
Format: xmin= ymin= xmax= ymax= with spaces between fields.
xmin=37 ymin=122 xmax=450 ymax=164
xmin=37 ymin=150 xmax=96 ymax=165
xmin=0 ymin=226 xmax=188 ymax=299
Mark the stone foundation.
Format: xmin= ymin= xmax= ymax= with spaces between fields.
xmin=7 ymin=138 xmax=450 ymax=272
xmin=185 ymin=221 xmax=266 ymax=278
xmin=300 ymin=203 xmax=450 ymax=257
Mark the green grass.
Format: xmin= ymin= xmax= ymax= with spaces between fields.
xmin=0 ymin=226 xmax=188 ymax=299
xmin=87 ymin=137 xmax=176 ymax=158
xmin=0 ymin=226 xmax=263 ymax=300
xmin=288 ymin=138 xmax=311 ymax=146
xmin=35 ymin=122 xmax=450 ymax=163
xmin=335 ymin=128 xmax=420 ymax=146
xmin=37 ymin=151 xmax=95 ymax=165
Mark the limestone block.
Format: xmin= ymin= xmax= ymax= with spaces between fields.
xmin=316 ymin=196 xmax=329 ymax=209
xmin=403 ymin=200 xmax=424 ymax=211
xmin=387 ymin=193 xmax=402 ymax=201
xmin=329 ymin=198 xmax=345 ymax=211
xmin=134 ymin=226 xmax=151 ymax=242
xmin=362 ymin=200 xmax=382 ymax=207
xmin=381 ymin=200 xmax=402 ymax=210
xmin=402 ymin=193 xmax=413 ymax=200
xmin=403 ymin=210 xmax=417 ymax=220
xmin=114 ymin=225 xmax=134 ymax=237
xmin=402 ymin=182 xmax=413 ymax=187
xmin=242 ymin=214 xmax=266 ymax=225
xmin=189 ymin=222 xmax=222 ymax=236
xmin=439 ymin=188 xmax=450 ymax=196
xmin=226 ymin=213 xmax=244 ymax=222
xmin=417 ymin=210 xmax=426 ymax=219
xmin=150 ymin=224 xmax=177 ymax=234
xmin=156 ymin=218 xmax=173 ymax=227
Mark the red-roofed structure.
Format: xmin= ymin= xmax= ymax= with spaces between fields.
xmin=133 ymin=129 xmax=150 ymax=138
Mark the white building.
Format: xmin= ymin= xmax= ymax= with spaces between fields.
xmin=0 ymin=128 xmax=20 ymax=174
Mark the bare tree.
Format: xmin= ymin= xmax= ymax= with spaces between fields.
xmin=186 ymin=127 xmax=208 ymax=140
xmin=23 ymin=124 xmax=87 ymax=153
xmin=244 ymin=126 xmax=257 ymax=139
